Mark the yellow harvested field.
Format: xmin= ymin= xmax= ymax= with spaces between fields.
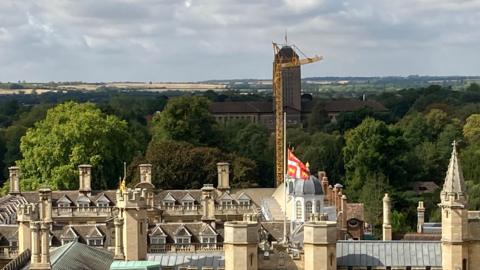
xmin=55 ymin=82 xmax=227 ymax=91
xmin=57 ymin=84 xmax=99 ymax=91
xmin=107 ymin=82 xmax=226 ymax=90
xmin=0 ymin=89 xmax=52 ymax=95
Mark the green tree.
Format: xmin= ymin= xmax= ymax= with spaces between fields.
xmin=151 ymin=96 xmax=221 ymax=146
xmin=463 ymin=114 xmax=480 ymax=144
xmin=397 ymin=112 xmax=432 ymax=145
xmin=222 ymin=120 xmax=273 ymax=186
xmin=287 ymin=128 xmax=344 ymax=183
xmin=1 ymin=104 xmax=52 ymax=180
xmin=17 ymin=102 xmax=136 ymax=190
xmin=143 ymin=140 xmax=257 ymax=189
xmin=343 ymin=118 xmax=407 ymax=199
xmin=359 ymin=172 xmax=387 ymax=237
xmin=306 ymin=100 xmax=330 ymax=132
xmin=425 ymin=109 xmax=448 ymax=137
xmin=467 ymin=82 xmax=480 ymax=92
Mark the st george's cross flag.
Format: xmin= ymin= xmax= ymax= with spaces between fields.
xmin=287 ymin=149 xmax=310 ymax=180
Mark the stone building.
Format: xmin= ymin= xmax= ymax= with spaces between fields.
xmin=209 ymin=99 xmax=387 ymax=131
xmin=3 ymin=141 xmax=480 ymax=269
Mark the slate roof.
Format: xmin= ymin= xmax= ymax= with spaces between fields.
xmin=229 ymin=188 xmax=276 ymax=207
xmin=0 ymin=195 xmax=27 ymax=224
xmin=336 ymin=241 xmax=442 ymax=267
xmin=0 ymin=225 xmax=18 ymax=244
xmin=20 ymin=190 xmax=117 ymax=206
xmin=49 ymin=241 xmax=114 ymax=270
xmin=155 ymin=188 xmax=267 ymax=207
xmin=147 ymin=252 xmax=225 ymax=269
xmin=209 ymin=101 xmax=301 ymax=114
xmin=56 ymin=224 xmax=109 ymax=244
xmin=323 ymin=99 xmax=387 ymax=113
xmin=155 ymin=190 xmax=204 ymax=205
xmin=151 ymin=223 xmax=224 ymax=244
xmin=261 ymin=221 xmax=290 ymax=242
xmin=210 ymin=101 xmax=273 ymax=114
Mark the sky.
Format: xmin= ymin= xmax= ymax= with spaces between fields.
xmin=0 ymin=0 xmax=479 ymax=82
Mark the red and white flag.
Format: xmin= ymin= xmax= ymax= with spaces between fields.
xmin=287 ymin=149 xmax=310 ymax=180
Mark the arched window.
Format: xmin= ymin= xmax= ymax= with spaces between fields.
xmin=316 ymin=200 xmax=321 ymax=213
xmin=305 ymin=201 xmax=313 ymax=218
xmin=296 ymin=201 xmax=302 ymax=220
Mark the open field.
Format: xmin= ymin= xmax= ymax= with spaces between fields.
xmin=0 ymin=88 xmax=53 ymax=95
xmin=107 ymin=82 xmax=227 ymax=90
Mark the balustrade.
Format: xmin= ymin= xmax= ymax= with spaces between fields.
xmin=148 ymin=243 xmax=223 ymax=254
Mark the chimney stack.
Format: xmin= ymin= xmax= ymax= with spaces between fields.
xmin=341 ymin=195 xmax=348 ymax=230
xmin=224 ymin=221 xmax=259 ymax=270
xmin=78 ymin=165 xmax=92 ymax=194
xmin=217 ymin=162 xmax=230 ymax=192
xmin=139 ymin=164 xmax=152 ymax=184
xmin=304 ymin=220 xmax=337 ymax=270
xmin=382 ymin=193 xmax=392 ymax=241
xmin=30 ymin=188 xmax=52 ymax=270
xmin=9 ymin=166 xmax=20 ymax=195
xmin=417 ymin=201 xmax=425 ymax=233
xmin=201 ymin=184 xmax=216 ymax=222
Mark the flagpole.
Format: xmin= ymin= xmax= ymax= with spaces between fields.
xmin=283 ymin=111 xmax=287 ymax=245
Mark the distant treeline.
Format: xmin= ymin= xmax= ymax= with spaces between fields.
xmin=1 ymin=83 xmax=480 ymax=238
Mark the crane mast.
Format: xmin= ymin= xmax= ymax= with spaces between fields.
xmin=272 ymin=42 xmax=322 ymax=187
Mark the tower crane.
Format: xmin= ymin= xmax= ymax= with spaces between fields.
xmin=272 ymin=42 xmax=322 ymax=187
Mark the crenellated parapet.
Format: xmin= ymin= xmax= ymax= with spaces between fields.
xmin=18 ymin=203 xmax=39 ymax=222
xmin=114 ymin=187 xmax=148 ymax=261
xmin=18 ymin=203 xmax=39 ymax=253
xmin=116 ymin=188 xmax=147 ymax=210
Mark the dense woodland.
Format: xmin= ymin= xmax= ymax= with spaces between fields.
xmin=1 ymin=83 xmax=480 ymax=237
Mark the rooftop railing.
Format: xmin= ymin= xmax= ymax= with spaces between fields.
xmin=52 ymin=206 xmax=113 ymax=217
xmin=148 ymin=243 xmax=223 ymax=253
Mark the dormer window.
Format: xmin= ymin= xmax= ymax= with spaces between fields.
xmin=199 ymin=223 xmax=218 ymax=249
xmin=183 ymin=201 xmax=194 ymax=210
xmin=164 ymin=201 xmax=174 ymax=208
xmin=221 ymin=200 xmax=232 ymax=208
xmin=77 ymin=202 xmax=89 ymax=208
xmin=151 ymin=236 xmax=166 ymax=245
xmin=97 ymin=202 xmax=109 ymax=208
xmin=180 ymin=193 xmax=196 ymax=210
xmin=218 ymin=192 xmax=235 ymax=209
xmin=61 ymin=226 xmax=79 ymax=246
xmin=174 ymin=225 xmax=192 ymax=246
xmin=237 ymin=194 xmax=251 ymax=208
xmin=95 ymin=194 xmax=111 ymax=208
xmin=57 ymin=195 xmax=72 ymax=208
xmin=76 ymin=194 xmax=91 ymax=208
xmin=86 ymin=226 xmax=104 ymax=247
xmin=62 ymin=238 xmax=77 ymax=245
xmin=162 ymin=193 xmax=176 ymax=208
xmin=239 ymin=200 xmax=250 ymax=206
xmin=149 ymin=225 xmax=167 ymax=246
xmin=201 ymin=236 xmax=216 ymax=248
xmin=87 ymin=238 xmax=103 ymax=246
xmin=175 ymin=236 xmax=191 ymax=245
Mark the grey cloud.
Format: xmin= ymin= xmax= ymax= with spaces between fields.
xmin=0 ymin=0 xmax=479 ymax=82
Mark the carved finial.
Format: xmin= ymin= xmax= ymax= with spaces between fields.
xmin=441 ymin=140 xmax=467 ymax=204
